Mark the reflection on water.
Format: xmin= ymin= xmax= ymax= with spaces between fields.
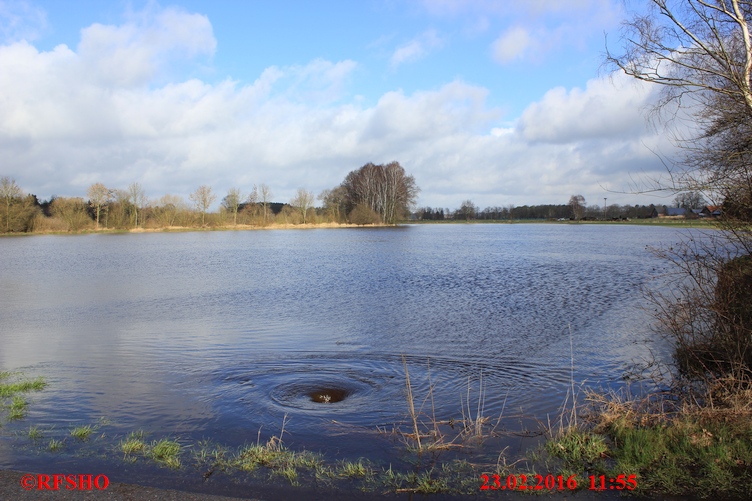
xmin=0 ymin=224 xmax=686 ymax=470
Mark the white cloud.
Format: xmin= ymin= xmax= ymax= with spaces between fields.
xmin=517 ymin=73 xmax=657 ymax=143
xmin=0 ymin=5 xmax=671 ymax=210
xmin=390 ymin=30 xmax=442 ymax=68
xmin=77 ymin=6 xmax=215 ymax=87
xmin=491 ymin=26 xmax=531 ymax=63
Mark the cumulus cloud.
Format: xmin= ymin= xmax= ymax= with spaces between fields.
xmin=390 ymin=30 xmax=442 ymax=68
xmin=517 ymin=73 xmax=657 ymax=143
xmin=0 ymin=5 xmax=671 ymax=210
xmin=78 ymin=6 xmax=215 ymax=87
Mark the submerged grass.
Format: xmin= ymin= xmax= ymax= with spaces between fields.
xmin=70 ymin=424 xmax=94 ymax=441
xmin=120 ymin=430 xmax=147 ymax=455
xmin=0 ymin=372 xmax=46 ymax=424
xmin=149 ymin=438 xmax=182 ymax=469
xmin=119 ymin=431 xmax=182 ymax=469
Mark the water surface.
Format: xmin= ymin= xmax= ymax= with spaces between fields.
xmin=0 ymin=224 xmax=686 ymax=491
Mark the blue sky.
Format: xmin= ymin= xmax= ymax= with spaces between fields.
xmin=0 ymin=0 xmax=675 ymax=209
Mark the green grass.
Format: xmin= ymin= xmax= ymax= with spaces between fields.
xmin=546 ymin=429 xmax=609 ymax=465
xmin=605 ymin=417 xmax=752 ymax=498
xmin=1 ymin=372 xmax=46 ymax=424
xmin=120 ymin=430 xmax=147 ymax=455
xmin=0 ymin=375 xmax=46 ymax=397
xmin=48 ymin=438 xmax=64 ymax=452
xmin=148 ymin=438 xmax=182 ymax=469
xmin=70 ymin=424 xmax=94 ymax=441
xmin=7 ymin=396 xmax=28 ymax=421
xmin=26 ymin=425 xmax=43 ymax=440
xmin=336 ymin=459 xmax=370 ymax=478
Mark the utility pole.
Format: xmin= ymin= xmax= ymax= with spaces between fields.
xmin=604 ymin=197 xmax=607 ymax=220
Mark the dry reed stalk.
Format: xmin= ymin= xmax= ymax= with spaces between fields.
xmin=402 ymin=355 xmax=421 ymax=451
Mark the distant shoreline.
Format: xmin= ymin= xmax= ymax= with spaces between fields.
xmin=0 ymin=217 xmax=718 ymax=237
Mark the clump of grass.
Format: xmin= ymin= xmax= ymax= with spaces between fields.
xmin=1 ymin=372 xmax=46 ymax=424
xmin=546 ymin=429 xmax=608 ymax=465
xmin=276 ymin=465 xmax=298 ymax=486
xmin=148 ymin=438 xmax=182 ymax=469
xmin=7 ymin=396 xmax=28 ymax=421
xmin=120 ymin=430 xmax=147 ymax=455
xmin=0 ymin=374 xmax=46 ymax=397
xmin=70 ymin=424 xmax=94 ymax=441
xmin=27 ymin=425 xmax=43 ymax=441
xmin=48 ymin=438 xmax=64 ymax=452
xmin=336 ymin=458 xmax=370 ymax=478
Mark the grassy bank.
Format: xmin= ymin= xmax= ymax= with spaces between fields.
xmin=0 ymin=221 xmax=393 ymax=237
xmin=542 ymin=387 xmax=752 ymax=499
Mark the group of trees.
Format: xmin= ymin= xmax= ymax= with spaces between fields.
xmin=0 ymin=162 xmax=421 ymax=233
xmin=326 ymin=161 xmax=420 ymax=225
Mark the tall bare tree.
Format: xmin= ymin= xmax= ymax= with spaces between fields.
xmin=568 ymin=195 xmax=586 ymax=220
xmin=458 ymin=200 xmax=477 ymax=221
xmin=222 ymin=187 xmax=243 ymax=225
xmin=258 ymin=183 xmax=272 ymax=224
xmin=128 ymin=182 xmax=147 ymax=228
xmin=87 ymin=183 xmax=110 ymax=229
xmin=290 ymin=188 xmax=315 ymax=224
xmin=190 ymin=185 xmax=216 ymax=226
xmin=1 ymin=176 xmax=22 ymax=233
xmin=609 ymin=1 xmax=752 ymax=383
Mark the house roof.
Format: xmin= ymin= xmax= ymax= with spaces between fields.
xmin=666 ymin=207 xmax=687 ymax=216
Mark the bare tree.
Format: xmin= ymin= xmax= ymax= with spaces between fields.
xmin=155 ymin=194 xmax=186 ymax=227
xmin=319 ymin=186 xmax=347 ymax=223
xmin=87 ymin=183 xmax=110 ymax=229
xmin=568 ymin=195 xmax=586 ymax=220
xmin=222 ymin=188 xmax=243 ymax=225
xmin=674 ymin=190 xmax=707 ymax=209
xmin=458 ymin=200 xmax=477 ymax=221
xmin=190 ymin=185 xmax=217 ymax=226
xmin=1 ymin=176 xmax=22 ymax=233
xmin=258 ymin=184 xmax=272 ymax=224
xmin=609 ymin=1 xmax=752 ymax=384
xmin=127 ymin=182 xmax=147 ymax=228
xmin=290 ymin=188 xmax=315 ymax=224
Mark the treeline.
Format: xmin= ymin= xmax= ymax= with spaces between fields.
xmin=416 ymin=201 xmax=661 ymax=221
xmin=0 ymin=162 xmax=419 ymax=233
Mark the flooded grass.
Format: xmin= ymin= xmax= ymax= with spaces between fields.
xmin=47 ymin=438 xmax=64 ymax=452
xmin=119 ymin=431 xmax=182 ymax=469
xmin=148 ymin=438 xmax=182 ymax=469
xmin=26 ymin=424 xmax=43 ymax=441
xmin=0 ymin=372 xmax=46 ymax=424
xmin=70 ymin=424 xmax=94 ymax=441
xmin=120 ymin=430 xmax=147 ymax=455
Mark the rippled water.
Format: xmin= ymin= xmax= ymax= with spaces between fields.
xmin=0 ymin=224 xmax=687 ymax=482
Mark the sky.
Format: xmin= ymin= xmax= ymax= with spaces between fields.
xmin=0 ymin=0 xmax=678 ymax=210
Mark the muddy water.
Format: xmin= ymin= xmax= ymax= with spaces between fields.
xmin=0 ymin=224 xmax=686 ymax=492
